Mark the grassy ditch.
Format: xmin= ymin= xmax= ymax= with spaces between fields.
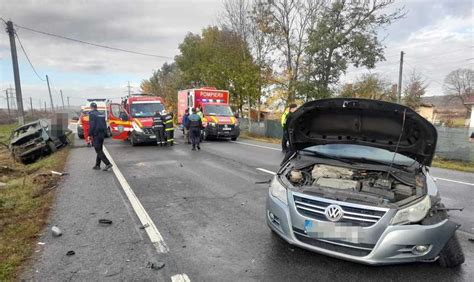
xmin=0 ymin=123 xmax=70 ymax=280
xmin=239 ymin=132 xmax=474 ymax=172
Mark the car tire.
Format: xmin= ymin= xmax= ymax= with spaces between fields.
xmin=130 ymin=134 xmax=137 ymax=147
xmin=438 ymin=234 xmax=465 ymax=268
xmin=231 ymin=136 xmax=237 ymax=141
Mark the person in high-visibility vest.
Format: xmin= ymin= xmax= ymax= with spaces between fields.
xmin=163 ymin=112 xmax=174 ymax=146
xmin=280 ymin=103 xmax=298 ymax=152
xmin=153 ymin=111 xmax=166 ymax=146
xmin=80 ymin=112 xmax=91 ymax=147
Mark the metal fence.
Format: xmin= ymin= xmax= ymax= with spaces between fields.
xmin=239 ymin=118 xmax=474 ymax=162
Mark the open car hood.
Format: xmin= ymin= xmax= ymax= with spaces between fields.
xmin=288 ymin=99 xmax=437 ymax=166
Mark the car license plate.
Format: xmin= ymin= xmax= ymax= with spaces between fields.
xmin=149 ymin=135 xmax=156 ymax=138
xmin=223 ymin=127 xmax=232 ymax=131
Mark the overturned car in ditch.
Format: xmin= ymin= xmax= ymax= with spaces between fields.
xmin=266 ymin=98 xmax=465 ymax=267
xmin=10 ymin=119 xmax=70 ymax=164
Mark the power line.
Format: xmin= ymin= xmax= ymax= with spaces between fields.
xmin=14 ymin=23 xmax=174 ymax=60
xmin=14 ymin=29 xmax=46 ymax=81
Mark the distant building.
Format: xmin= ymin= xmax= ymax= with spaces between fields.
xmin=416 ymin=103 xmax=437 ymax=123
xmin=464 ymin=95 xmax=474 ymax=128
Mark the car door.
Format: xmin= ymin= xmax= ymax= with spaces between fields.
xmin=108 ymin=103 xmax=132 ymax=140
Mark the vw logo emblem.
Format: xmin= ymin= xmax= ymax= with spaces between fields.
xmin=324 ymin=204 xmax=344 ymax=222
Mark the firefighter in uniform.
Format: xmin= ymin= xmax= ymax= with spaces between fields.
xmin=187 ymin=108 xmax=203 ymax=151
xmin=163 ymin=112 xmax=174 ymax=146
xmin=153 ymin=111 xmax=166 ymax=146
xmin=89 ymin=102 xmax=113 ymax=171
xmin=281 ymin=103 xmax=298 ymax=152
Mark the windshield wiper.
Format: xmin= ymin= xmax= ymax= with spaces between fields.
xmin=301 ymin=150 xmax=355 ymax=164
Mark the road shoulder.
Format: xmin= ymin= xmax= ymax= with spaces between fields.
xmin=21 ymin=144 xmax=168 ymax=281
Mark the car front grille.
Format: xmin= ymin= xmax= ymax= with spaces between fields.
xmin=293 ymin=194 xmax=387 ymax=227
xmin=292 ymin=227 xmax=373 ymax=257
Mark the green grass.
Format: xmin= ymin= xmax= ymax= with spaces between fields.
xmin=431 ymin=157 xmax=474 ymax=173
xmin=0 ymin=123 xmax=70 ymax=280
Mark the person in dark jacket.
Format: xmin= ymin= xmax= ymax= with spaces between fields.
xmin=182 ymin=109 xmax=190 ymax=144
xmin=281 ymin=103 xmax=298 ymax=152
xmin=187 ymin=108 xmax=203 ymax=151
xmin=163 ymin=111 xmax=174 ymax=146
xmin=89 ymin=102 xmax=113 ymax=171
xmin=153 ymin=111 xmax=166 ymax=146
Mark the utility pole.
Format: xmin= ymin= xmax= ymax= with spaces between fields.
xmin=127 ymin=81 xmax=131 ymax=96
xmin=5 ymin=89 xmax=11 ymax=118
xmin=29 ymin=97 xmax=33 ymax=118
xmin=6 ymin=20 xmax=25 ymax=124
xmin=45 ymin=75 xmax=55 ymax=112
xmin=67 ymin=96 xmax=70 ymax=108
xmin=60 ymin=90 xmax=65 ymax=110
xmin=44 ymin=101 xmax=47 ymax=112
xmin=397 ymin=51 xmax=404 ymax=104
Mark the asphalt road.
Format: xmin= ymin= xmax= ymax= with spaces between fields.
xmin=102 ymin=133 xmax=474 ymax=281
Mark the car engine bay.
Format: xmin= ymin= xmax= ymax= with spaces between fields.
xmin=285 ymin=163 xmax=426 ymax=207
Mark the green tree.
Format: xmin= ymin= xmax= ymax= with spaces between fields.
xmin=140 ymin=62 xmax=183 ymax=113
xmin=403 ymin=70 xmax=428 ymax=109
xmin=338 ymin=73 xmax=395 ymax=101
xmin=304 ymin=0 xmax=404 ymax=99
xmin=175 ymin=27 xmax=260 ymax=114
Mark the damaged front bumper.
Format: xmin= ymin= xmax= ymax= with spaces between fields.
xmin=266 ymin=189 xmax=459 ymax=265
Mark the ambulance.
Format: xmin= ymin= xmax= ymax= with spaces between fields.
xmin=177 ymin=87 xmax=240 ymax=140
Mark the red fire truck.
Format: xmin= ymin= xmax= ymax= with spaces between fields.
xmin=177 ymin=87 xmax=239 ymax=140
xmin=108 ymin=95 xmax=165 ymax=146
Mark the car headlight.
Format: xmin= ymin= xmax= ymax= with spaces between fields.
xmin=132 ymin=122 xmax=143 ymax=133
xmin=391 ymin=196 xmax=431 ymax=225
xmin=209 ymin=122 xmax=217 ymax=127
xmin=270 ymin=177 xmax=288 ymax=205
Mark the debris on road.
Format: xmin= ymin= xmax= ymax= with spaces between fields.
xmin=98 ymin=219 xmax=113 ymax=225
xmin=51 ymin=226 xmax=62 ymax=237
xmin=139 ymin=223 xmax=150 ymax=229
xmin=66 ymin=250 xmax=75 ymax=256
xmin=147 ymin=261 xmax=165 ymax=271
xmin=51 ymin=170 xmax=69 ymax=176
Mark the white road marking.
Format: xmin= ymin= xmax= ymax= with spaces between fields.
xmin=434 ymin=177 xmax=474 ymax=187
xmin=171 ymin=274 xmax=191 ymax=282
xmin=230 ymin=141 xmax=281 ymax=151
xmin=103 ymin=146 xmax=169 ymax=253
xmin=257 ymin=168 xmax=276 ymax=175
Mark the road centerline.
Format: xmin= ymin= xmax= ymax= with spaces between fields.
xmin=230 ymin=140 xmax=281 ymax=151
xmin=103 ymin=146 xmax=169 ymax=253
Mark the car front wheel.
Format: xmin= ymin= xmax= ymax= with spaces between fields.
xmin=438 ymin=234 xmax=465 ymax=268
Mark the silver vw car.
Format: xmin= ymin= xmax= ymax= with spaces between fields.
xmin=266 ymin=98 xmax=465 ymax=267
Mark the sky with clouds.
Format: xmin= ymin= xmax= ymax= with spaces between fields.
xmin=0 ymin=0 xmax=472 ymax=109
